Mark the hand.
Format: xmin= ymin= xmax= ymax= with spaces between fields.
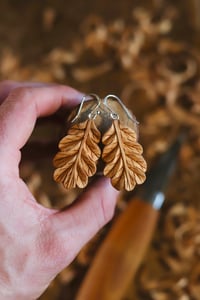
xmin=0 ymin=81 xmax=118 ymax=300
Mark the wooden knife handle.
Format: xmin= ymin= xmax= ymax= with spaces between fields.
xmin=76 ymin=198 xmax=159 ymax=300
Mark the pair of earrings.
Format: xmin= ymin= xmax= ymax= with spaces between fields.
xmin=53 ymin=94 xmax=147 ymax=191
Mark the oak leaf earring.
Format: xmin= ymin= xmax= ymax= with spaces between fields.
xmin=53 ymin=94 xmax=101 ymax=189
xmin=101 ymin=95 xmax=147 ymax=191
xmin=53 ymin=93 xmax=147 ymax=192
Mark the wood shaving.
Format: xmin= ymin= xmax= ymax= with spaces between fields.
xmin=72 ymin=61 xmax=113 ymax=82
xmin=43 ymin=7 xmax=57 ymax=31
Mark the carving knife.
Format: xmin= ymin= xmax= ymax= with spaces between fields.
xmin=76 ymin=135 xmax=184 ymax=300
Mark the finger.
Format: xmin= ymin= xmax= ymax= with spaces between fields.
xmin=0 ymin=85 xmax=83 ymax=170
xmin=50 ymin=178 xmax=119 ymax=265
xmin=0 ymin=80 xmax=54 ymax=104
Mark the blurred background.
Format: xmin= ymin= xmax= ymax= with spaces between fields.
xmin=1 ymin=0 xmax=200 ymax=299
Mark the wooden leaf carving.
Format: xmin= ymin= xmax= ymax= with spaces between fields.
xmin=102 ymin=119 xmax=147 ymax=191
xmin=53 ymin=120 xmax=101 ymax=189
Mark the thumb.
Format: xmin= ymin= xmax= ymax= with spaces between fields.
xmin=50 ymin=178 xmax=119 ymax=266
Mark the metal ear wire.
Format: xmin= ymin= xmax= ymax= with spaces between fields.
xmin=71 ymin=94 xmax=101 ymax=122
xmin=103 ymin=94 xmax=139 ymax=124
xmin=102 ymin=94 xmax=119 ymax=120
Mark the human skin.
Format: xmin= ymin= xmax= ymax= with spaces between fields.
xmin=0 ymin=81 xmax=118 ymax=299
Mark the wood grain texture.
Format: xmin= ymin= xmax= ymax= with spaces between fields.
xmin=53 ymin=120 xmax=101 ymax=189
xmin=102 ymin=119 xmax=147 ymax=191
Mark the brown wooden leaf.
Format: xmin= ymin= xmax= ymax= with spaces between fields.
xmin=102 ymin=119 xmax=147 ymax=191
xmin=53 ymin=120 xmax=101 ymax=189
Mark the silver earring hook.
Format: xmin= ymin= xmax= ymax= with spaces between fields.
xmin=71 ymin=94 xmax=101 ymax=122
xmin=103 ymin=94 xmax=139 ymax=124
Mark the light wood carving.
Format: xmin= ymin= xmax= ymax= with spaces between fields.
xmin=53 ymin=119 xmax=101 ymax=189
xmin=102 ymin=119 xmax=147 ymax=191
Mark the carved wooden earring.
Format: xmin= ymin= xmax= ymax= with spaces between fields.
xmin=102 ymin=95 xmax=147 ymax=191
xmin=53 ymin=94 xmax=101 ymax=189
xmin=53 ymin=93 xmax=147 ymax=191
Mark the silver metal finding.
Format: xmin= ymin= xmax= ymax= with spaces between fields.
xmin=103 ymin=94 xmax=139 ymax=124
xmin=88 ymin=109 xmax=101 ymax=120
xmin=71 ymin=94 xmax=101 ymax=122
